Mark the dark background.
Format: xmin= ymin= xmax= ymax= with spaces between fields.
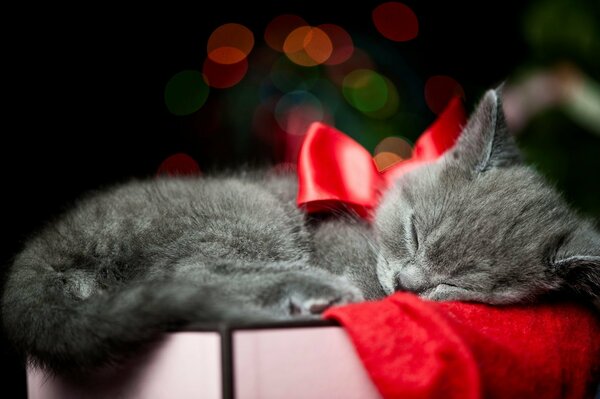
xmin=2 ymin=1 xmax=599 ymax=396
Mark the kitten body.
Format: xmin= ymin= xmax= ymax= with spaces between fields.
xmin=2 ymin=88 xmax=598 ymax=374
xmin=1 ymin=171 xmax=381 ymax=372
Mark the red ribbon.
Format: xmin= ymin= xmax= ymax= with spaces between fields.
xmin=297 ymin=97 xmax=466 ymax=217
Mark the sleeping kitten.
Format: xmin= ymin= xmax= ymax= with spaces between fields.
xmin=375 ymin=88 xmax=600 ymax=308
xmin=1 ymin=88 xmax=598 ymax=375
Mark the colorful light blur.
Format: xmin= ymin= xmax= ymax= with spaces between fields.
xmin=373 ymin=152 xmax=403 ymax=171
xmin=325 ymin=48 xmax=375 ymax=86
xmin=157 ymin=153 xmax=201 ymax=176
xmin=202 ymin=23 xmax=254 ymax=89
xmin=424 ymin=75 xmax=465 ymax=114
xmin=318 ymin=24 xmax=354 ymax=65
xmin=283 ymin=26 xmax=333 ymax=67
xmin=264 ymin=15 xmax=308 ymax=52
xmin=343 ymin=69 xmax=388 ymax=113
xmin=374 ymin=136 xmax=413 ymax=157
xmin=164 ymin=70 xmax=209 ymax=116
xmin=203 ymin=56 xmax=248 ymax=89
xmin=207 ymin=23 xmax=254 ymax=64
xmin=373 ymin=136 xmax=413 ymax=171
xmin=372 ymin=2 xmax=419 ymax=42
xmin=164 ymin=7 xmax=470 ymax=174
xmin=208 ymin=47 xmax=246 ymax=65
xmin=364 ymin=76 xmax=400 ymax=119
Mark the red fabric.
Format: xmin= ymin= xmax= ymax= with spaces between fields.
xmin=324 ymin=293 xmax=600 ymax=399
xmin=301 ymin=97 xmax=600 ymax=397
xmin=297 ymin=97 xmax=466 ymax=217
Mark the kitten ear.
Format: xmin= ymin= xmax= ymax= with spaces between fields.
xmin=447 ymin=86 xmax=522 ymax=173
xmin=554 ymin=223 xmax=600 ymax=309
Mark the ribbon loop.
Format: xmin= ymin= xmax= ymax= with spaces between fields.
xmin=297 ymin=98 xmax=466 ymax=218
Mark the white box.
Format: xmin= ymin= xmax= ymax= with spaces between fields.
xmin=27 ymin=321 xmax=381 ymax=399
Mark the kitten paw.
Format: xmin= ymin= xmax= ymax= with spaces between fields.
xmin=288 ymin=296 xmax=342 ymax=316
xmin=278 ymin=274 xmax=363 ymax=317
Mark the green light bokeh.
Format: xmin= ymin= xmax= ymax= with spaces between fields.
xmin=165 ymin=70 xmax=209 ymax=116
xmin=364 ymin=76 xmax=400 ymax=119
xmin=342 ymin=69 xmax=388 ymax=113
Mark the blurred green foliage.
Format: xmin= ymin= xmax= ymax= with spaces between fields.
xmin=518 ymin=0 xmax=600 ymax=219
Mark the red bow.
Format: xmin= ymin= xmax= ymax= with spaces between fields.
xmin=296 ymin=98 xmax=466 ymax=218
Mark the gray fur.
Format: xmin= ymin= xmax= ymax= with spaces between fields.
xmin=2 ymin=172 xmax=369 ymax=373
xmin=2 ymin=88 xmax=599 ymax=375
xmin=375 ymin=88 xmax=600 ymax=306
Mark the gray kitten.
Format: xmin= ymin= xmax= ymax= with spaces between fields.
xmin=376 ymin=88 xmax=600 ymax=308
xmin=2 ymin=88 xmax=598 ymax=375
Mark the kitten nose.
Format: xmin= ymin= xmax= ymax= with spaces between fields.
xmin=394 ymin=266 xmax=428 ymax=293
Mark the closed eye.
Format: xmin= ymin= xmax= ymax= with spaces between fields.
xmin=410 ymin=214 xmax=419 ymax=252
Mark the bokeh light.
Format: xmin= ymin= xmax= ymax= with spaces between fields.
xmin=343 ymin=69 xmax=388 ymax=113
xmin=326 ymin=48 xmax=375 ymax=86
xmin=373 ymin=136 xmax=413 ymax=171
xmin=372 ymin=2 xmax=419 ymax=42
xmin=157 ymin=153 xmax=201 ymax=176
xmin=264 ymin=15 xmax=308 ymax=52
xmin=364 ymin=76 xmax=400 ymax=119
xmin=283 ymin=26 xmax=333 ymax=67
xmin=374 ymin=136 xmax=413 ymax=158
xmin=275 ymin=90 xmax=325 ymax=136
xmin=318 ymin=24 xmax=354 ymax=65
xmin=164 ymin=70 xmax=209 ymax=116
xmin=203 ymin=56 xmax=248 ymax=88
xmin=424 ymin=75 xmax=465 ymax=114
xmin=207 ymin=23 xmax=254 ymax=64
xmin=208 ymin=47 xmax=247 ymax=65
xmin=373 ymin=152 xmax=403 ymax=171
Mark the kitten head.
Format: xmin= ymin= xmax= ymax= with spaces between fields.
xmin=375 ymin=88 xmax=600 ymax=307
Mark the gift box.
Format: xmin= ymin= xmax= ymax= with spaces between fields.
xmin=27 ymin=320 xmax=381 ymax=399
xmin=25 ymin=294 xmax=600 ymax=399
